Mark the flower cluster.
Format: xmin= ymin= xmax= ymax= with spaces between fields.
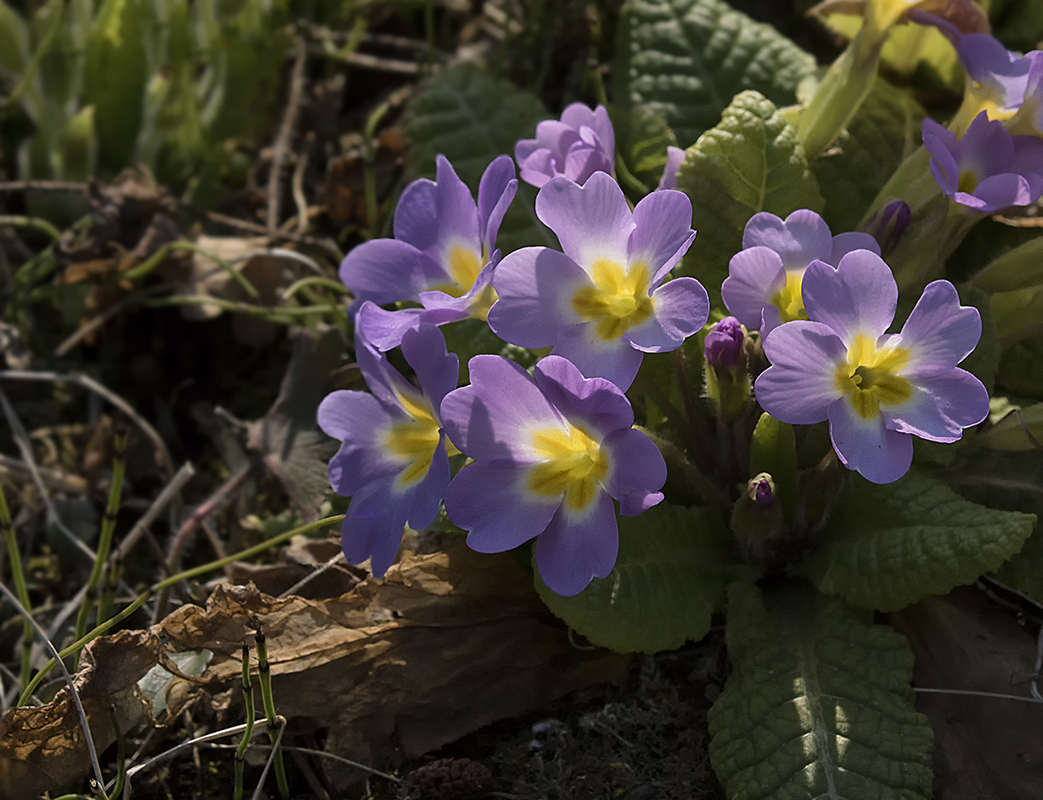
xmin=323 ymin=95 xmax=991 ymax=593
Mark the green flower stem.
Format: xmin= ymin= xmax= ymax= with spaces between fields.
xmin=859 ymin=145 xmax=939 ymax=228
xmin=0 ymin=0 xmax=64 ymax=109
xmin=796 ymin=18 xmax=883 ymax=159
xmin=17 ymin=514 xmax=345 ymax=707
xmin=0 ymin=481 xmax=33 ymax=688
xmin=255 ymin=626 xmax=289 ymax=799
xmin=0 ymin=214 xmax=63 ymax=241
xmin=97 ymin=557 xmax=123 ymax=628
xmin=234 ymin=643 xmax=256 ymax=800
xmin=885 ymin=202 xmax=978 ymax=292
xmin=280 ymin=276 xmax=351 ymax=302
xmin=124 ymin=241 xmax=260 ymax=299
xmin=144 ymin=295 xmax=339 ymax=323
xmin=74 ymin=425 xmax=128 ymax=661
xmin=972 ymin=236 xmax=1043 ymax=293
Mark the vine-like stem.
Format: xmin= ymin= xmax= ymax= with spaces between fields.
xmin=234 ymin=643 xmax=256 ymax=800
xmin=254 ymin=625 xmax=289 ymax=798
xmin=75 ymin=424 xmax=128 ymax=660
xmin=0 ymin=481 xmax=33 ymax=687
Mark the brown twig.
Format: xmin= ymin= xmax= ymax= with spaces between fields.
xmin=267 ymin=35 xmax=308 ymax=234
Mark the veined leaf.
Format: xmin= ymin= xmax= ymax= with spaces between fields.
xmin=616 ymin=0 xmax=817 ymax=148
xmin=811 ymin=78 xmax=925 ymax=233
xmin=612 ymin=103 xmax=678 ymax=193
xmin=709 ymin=581 xmax=933 ymax=800
xmin=403 ymin=65 xmax=553 ymax=253
xmin=535 ymin=503 xmax=738 ymax=653
xmin=675 ymin=90 xmax=824 ymax=306
xmin=798 ymin=468 xmax=1036 ymax=612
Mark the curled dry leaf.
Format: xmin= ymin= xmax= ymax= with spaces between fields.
xmin=0 ymin=544 xmax=629 ymax=797
xmin=0 ymin=630 xmax=160 ymax=800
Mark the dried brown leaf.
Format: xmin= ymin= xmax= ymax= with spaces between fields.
xmin=0 ymin=545 xmax=628 ymax=797
xmin=891 ymin=587 xmax=1043 ymax=799
xmin=0 ymin=630 xmax=159 ymax=800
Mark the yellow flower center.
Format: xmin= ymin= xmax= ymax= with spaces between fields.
xmin=769 ymin=271 xmax=809 ymax=324
xmin=571 ymin=259 xmax=654 ymax=341
xmin=384 ymin=391 xmax=459 ymax=490
xmin=431 ymin=243 xmax=497 ymax=320
xmin=833 ymin=333 xmax=913 ymax=420
xmin=528 ymin=424 xmax=610 ymax=511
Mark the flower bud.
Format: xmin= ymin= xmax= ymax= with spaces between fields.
xmin=703 ymin=317 xmax=751 ymax=422
xmin=865 ymin=200 xmax=910 ymax=257
xmin=704 ymin=316 xmax=746 ymax=370
xmin=731 ymin=472 xmax=783 ymax=545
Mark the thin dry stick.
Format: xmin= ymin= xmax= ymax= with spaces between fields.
xmin=291 ymin=148 xmax=311 ymax=234
xmin=154 ymin=460 xmax=253 ymax=621
xmin=0 ymin=386 xmax=95 ymax=561
xmin=43 ymin=464 xmax=193 ymax=643
xmin=0 ymin=370 xmax=175 ymax=479
xmin=55 ymin=284 xmax=173 ymax=357
xmin=251 ymin=717 xmax=287 ymax=800
xmin=278 ymin=551 xmax=352 ymax=599
xmin=0 ymin=580 xmax=106 ymax=789
xmin=120 ymin=719 xmax=270 ymax=797
xmin=208 ymin=743 xmax=401 ymax=784
xmin=914 ymin=687 xmax=1043 ymax=704
xmin=267 ymin=35 xmax=308 ymax=234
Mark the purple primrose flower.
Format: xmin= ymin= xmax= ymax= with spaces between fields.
xmin=515 ymin=103 xmax=615 ymax=188
xmin=912 ymin=11 xmax=1040 ymax=125
xmin=754 ymin=250 xmax=989 ymax=484
xmin=338 ymin=155 xmax=516 ymax=349
xmin=488 ymin=171 xmax=709 ymax=390
xmin=440 ymin=354 xmax=666 ymax=596
xmin=317 ymin=322 xmax=459 ymax=576
xmin=722 ymin=210 xmax=880 ymax=334
xmin=657 ymin=146 xmax=686 ymax=191
xmin=924 ymin=111 xmax=1043 ymax=213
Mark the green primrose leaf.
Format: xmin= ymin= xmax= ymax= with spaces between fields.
xmin=946 ymin=445 xmax=1043 ymax=603
xmin=977 ymin=403 xmax=1043 ymax=451
xmin=403 ymin=65 xmax=553 ymax=253
xmin=616 ymin=0 xmax=817 ymax=148
xmin=997 ymin=336 xmax=1043 ymax=400
xmin=57 ymin=105 xmax=98 ymax=183
xmin=611 ymin=103 xmax=678 ymax=194
xmin=798 ymin=468 xmax=1036 ymax=612
xmin=674 ymin=90 xmax=824 ymax=306
xmin=0 ymin=1 xmax=30 ymax=76
xmin=84 ymin=0 xmax=148 ymax=174
xmin=708 ymin=581 xmax=933 ymax=800
xmin=534 ymin=502 xmax=740 ymax=653
xmin=810 ymin=78 xmax=926 ymax=234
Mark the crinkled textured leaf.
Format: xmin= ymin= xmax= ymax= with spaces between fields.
xmin=617 ymin=0 xmax=817 ymax=148
xmin=612 ymin=103 xmax=678 ymax=192
xmin=403 ymin=65 xmax=553 ymax=252
xmin=709 ymin=581 xmax=933 ymax=800
xmin=674 ymin=90 xmax=824 ymax=306
xmin=811 ymin=79 xmax=925 ymax=233
xmin=534 ymin=503 xmax=736 ymax=653
xmin=799 ymin=468 xmax=1036 ymax=612
xmin=993 ymin=515 xmax=1043 ymax=606
xmin=84 ymin=0 xmax=148 ymax=173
